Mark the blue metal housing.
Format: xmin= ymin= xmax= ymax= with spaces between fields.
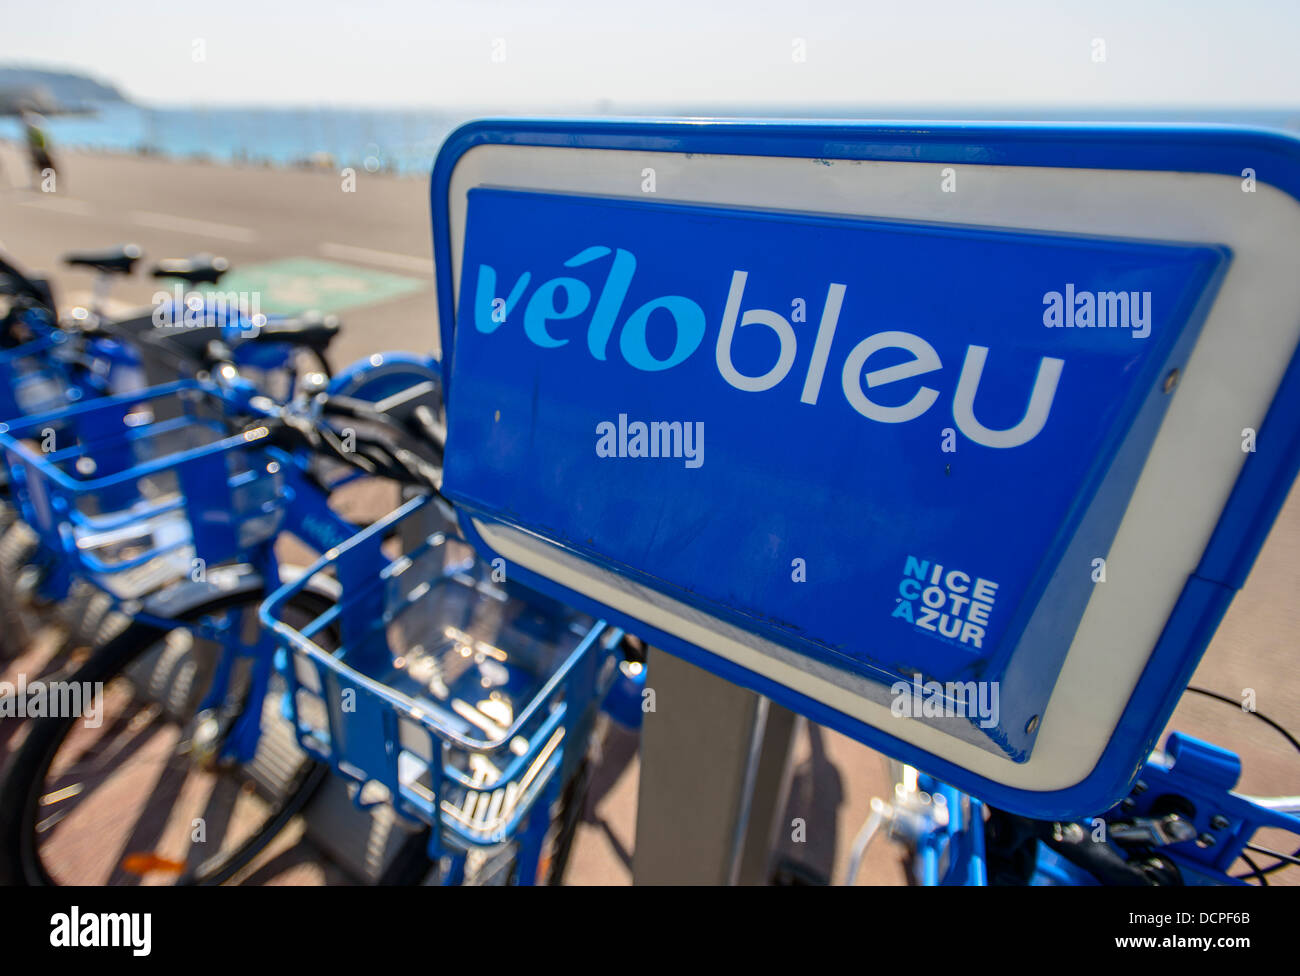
xmin=430 ymin=120 xmax=1300 ymax=819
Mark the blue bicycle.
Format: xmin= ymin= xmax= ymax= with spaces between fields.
xmin=850 ymin=698 xmax=1300 ymax=886
xmin=0 ymin=246 xmax=342 ymax=658
xmin=0 ymin=344 xmax=638 ymax=885
xmin=0 ymin=244 xmax=339 ymax=419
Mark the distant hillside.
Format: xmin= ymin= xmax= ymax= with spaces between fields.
xmin=0 ymin=65 xmax=129 ymax=109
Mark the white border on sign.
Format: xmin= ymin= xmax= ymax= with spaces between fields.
xmin=446 ymin=143 xmax=1300 ymax=791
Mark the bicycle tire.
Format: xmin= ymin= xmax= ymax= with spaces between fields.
xmin=0 ymin=587 xmax=332 ymax=885
xmin=544 ymin=756 xmax=592 ymax=885
xmin=54 ymin=584 xmax=132 ymax=667
xmin=0 ymin=520 xmax=41 ymax=660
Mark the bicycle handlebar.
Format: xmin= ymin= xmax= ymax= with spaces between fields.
xmin=253 ymin=388 xmax=445 ymax=493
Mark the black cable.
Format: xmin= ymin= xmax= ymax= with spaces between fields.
xmin=1186 ymin=685 xmax=1300 ymax=757
xmin=1184 ymin=685 xmax=1300 ymax=881
xmin=1227 ymin=852 xmax=1289 ymax=883
xmin=1243 ymin=843 xmax=1300 ymax=867
xmin=1238 ymin=852 xmax=1268 ymax=886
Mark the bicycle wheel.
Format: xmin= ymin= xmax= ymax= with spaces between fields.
xmin=51 ymin=581 xmax=118 ymax=659
xmin=543 ymin=755 xmax=592 ymax=885
xmin=0 ymin=587 xmax=330 ymax=885
xmin=0 ymin=519 xmax=42 ymax=660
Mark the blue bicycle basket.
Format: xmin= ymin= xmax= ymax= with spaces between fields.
xmin=261 ymin=493 xmax=620 ymax=855
xmin=0 ymin=379 xmax=285 ymax=598
xmin=0 ymin=328 xmax=79 ymax=422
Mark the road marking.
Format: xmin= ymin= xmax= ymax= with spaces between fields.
xmin=129 ymin=210 xmax=257 ymax=243
xmin=219 ymin=257 xmax=426 ymax=314
xmin=16 ymin=196 xmax=96 ymax=216
xmin=319 ymin=242 xmax=430 ymax=275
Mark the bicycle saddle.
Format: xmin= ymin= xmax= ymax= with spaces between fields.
xmin=63 ymin=244 xmax=143 ymax=275
xmin=0 ymin=250 xmax=55 ymax=312
xmin=249 ymin=311 xmax=341 ymax=352
xmin=150 ymin=253 xmax=229 ymax=285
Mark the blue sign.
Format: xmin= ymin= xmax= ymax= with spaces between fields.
xmin=432 ymin=121 xmax=1300 ymax=818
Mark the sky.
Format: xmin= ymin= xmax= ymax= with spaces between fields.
xmin=2 ymin=0 xmax=1299 ymax=110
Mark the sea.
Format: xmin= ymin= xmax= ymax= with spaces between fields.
xmin=2 ymin=102 xmax=1299 ymax=177
xmin=0 ymin=102 xmax=459 ymax=175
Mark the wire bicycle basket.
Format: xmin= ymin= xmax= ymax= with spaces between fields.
xmin=0 ymin=378 xmax=285 ymax=599
xmin=261 ymin=493 xmax=620 ymax=857
xmin=0 ymin=328 xmax=79 ymax=421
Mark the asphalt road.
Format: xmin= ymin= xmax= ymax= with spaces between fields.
xmin=0 ymin=147 xmax=1295 ymax=886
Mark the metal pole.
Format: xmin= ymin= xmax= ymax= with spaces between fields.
xmin=633 ymin=648 xmax=797 ymax=885
xmin=726 ymin=695 xmax=770 ymax=886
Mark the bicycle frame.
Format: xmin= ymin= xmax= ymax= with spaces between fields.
xmin=871 ymin=733 xmax=1300 ymax=886
xmin=181 ymin=447 xmax=357 ymax=765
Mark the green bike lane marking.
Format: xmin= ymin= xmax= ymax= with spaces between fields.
xmin=214 ymin=257 xmax=426 ymax=314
